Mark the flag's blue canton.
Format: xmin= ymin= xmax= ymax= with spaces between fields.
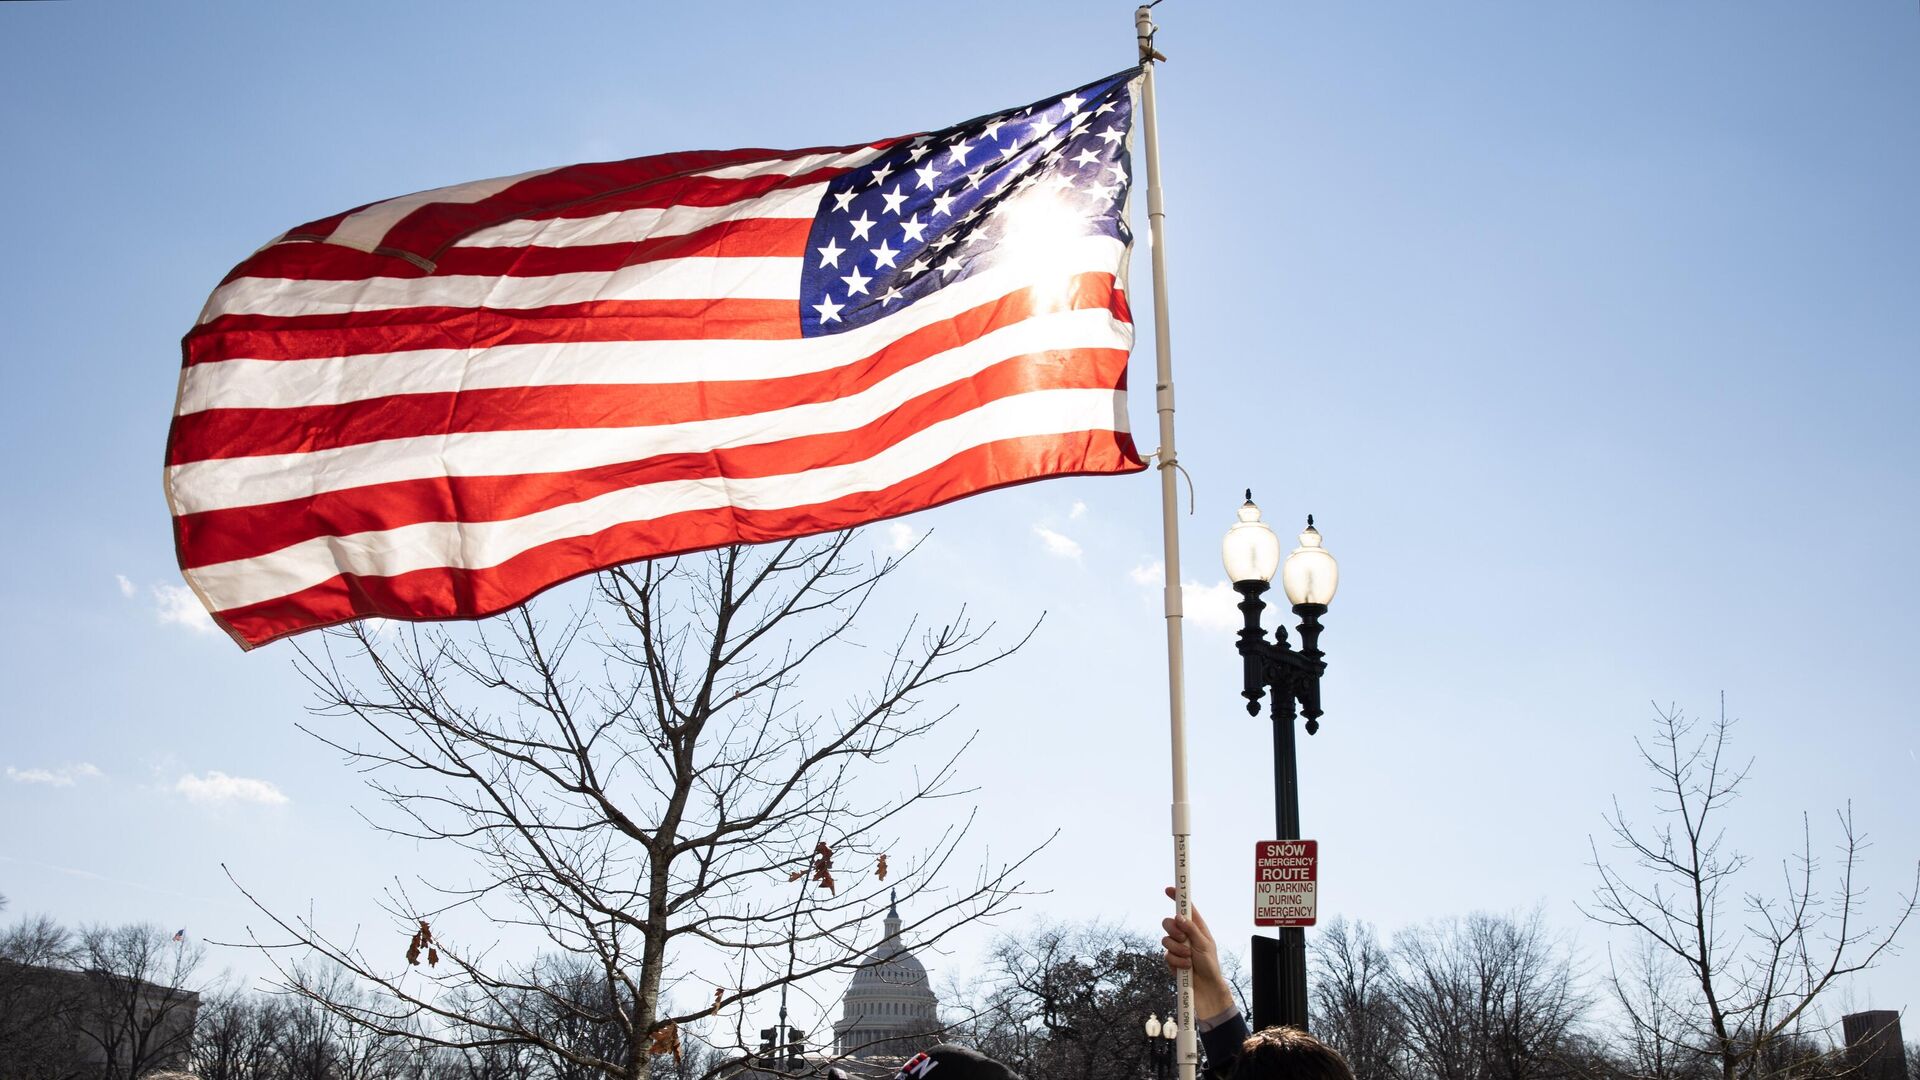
xmin=800 ymin=69 xmax=1137 ymax=337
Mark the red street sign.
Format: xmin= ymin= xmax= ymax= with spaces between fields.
xmin=1254 ymin=840 xmax=1318 ymax=927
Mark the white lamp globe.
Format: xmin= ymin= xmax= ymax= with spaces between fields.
xmin=1222 ymin=492 xmax=1282 ymax=584
xmin=1280 ymin=516 xmax=1338 ymax=607
xmin=1144 ymin=1014 xmax=1162 ymax=1039
xmin=1161 ymin=1017 xmax=1180 ymax=1042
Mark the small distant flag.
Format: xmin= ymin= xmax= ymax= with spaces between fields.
xmin=172 ymin=928 xmax=186 ymax=943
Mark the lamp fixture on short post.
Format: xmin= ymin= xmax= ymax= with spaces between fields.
xmin=1144 ymin=1013 xmax=1179 ymax=1080
xmin=1223 ymin=491 xmax=1338 ymax=1034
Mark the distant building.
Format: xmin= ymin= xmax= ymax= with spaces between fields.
xmin=1842 ymin=1011 xmax=1907 ymax=1080
xmin=832 ymin=892 xmax=941 ymax=1064
xmin=0 ymin=958 xmax=200 ymax=1077
xmin=723 ymin=894 xmax=943 ymax=1080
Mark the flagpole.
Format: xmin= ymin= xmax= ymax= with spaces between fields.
xmin=1134 ymin=8 xmax=1198 ymax=1080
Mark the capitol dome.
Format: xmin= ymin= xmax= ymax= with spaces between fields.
xmin=832 ymin=891 xmax=941 ymax=1060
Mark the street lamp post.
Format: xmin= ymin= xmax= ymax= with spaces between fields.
xmin=1144 ymin=1013 xmax=1180 ymax=1080
xmin=1222 ymin=492 xmax=1338 ymax=1034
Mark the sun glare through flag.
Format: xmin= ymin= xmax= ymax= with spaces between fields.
xmin=166 ymin=69 xmax=1147 ymax=649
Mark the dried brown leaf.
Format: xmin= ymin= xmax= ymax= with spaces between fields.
xmin=648 ymin=1021 xmax=682 ymax=1064
xmin=810 ymin=840 xmax=837 ymax=892
xmin=405 ymin=920 xmax=435 ymax=967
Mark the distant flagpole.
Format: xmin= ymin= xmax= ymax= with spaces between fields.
xmin=1133 ymin=7 xmax=1198 ymax=1080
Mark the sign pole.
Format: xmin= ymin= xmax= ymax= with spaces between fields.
xmin=1133 ymin=8 xmax=1197 ymax=1080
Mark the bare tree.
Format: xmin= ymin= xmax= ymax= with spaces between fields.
xmin=228 ymin=534 xmax=1043 ymax=1079
xmin=1601 ymin=938 xmax=1714 ymax=1080
xmin=1312 ymin=917 xmax=1408 ymax=1080
xmin=1 ymin=904 xmax=86 ymax=1080
xmin=971 ymin=921 xmax=1175 ymax=1080
xmin=442 ymin=1029 xmax=543 ymax=1080
xmin=432 ymin=960 xmax=723 ymax=1080
xmin=276 ymin=963 xmax=417 ymax=1080
xmin=1388 ymin=910 xmax=1587 ymax=1080
xmin=74 ymin=922 xmax=206 ymax=1080
xmin=1585 ymin=703 xmax=1919 ymax=1080
xmin=191 ymin=990 xmax=287 ymax=1080
xmin=447 ymin=1034 xmax=544 ymax=1080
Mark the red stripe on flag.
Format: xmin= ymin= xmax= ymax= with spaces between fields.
xmin=503 ymin=166 xmax=846 ymax=220
xmin=295 ymin=149 xmax=874 ymax=264
xmin=279 ymin=199 xmax=379 ymax=248
xmin=170 ymin=275 xmax=1127 ymax=463
xmin=174 ymin=346 xmax=1132 ymax=567
xmin=284 ymin=143 xmax=861 ymax=237
xmin=209 ymin=430 xmax=1141 ymax=649
xmin=186 ymin=297 xmax=803 ymax=365
xmin=393 ymin=144 xmax=866 ymax=231
xmin=228 ymin=217 xmax=814 ymax=284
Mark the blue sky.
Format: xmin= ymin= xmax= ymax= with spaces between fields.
xmin=2 ymin=0 xmax=1916 ymax=1040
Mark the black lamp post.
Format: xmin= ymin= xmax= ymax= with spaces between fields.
xmin=1221 ymin=492 xmax=1338 ymax=1034
xmin=1144 ymin=1013 xmax=1179 ymax=1080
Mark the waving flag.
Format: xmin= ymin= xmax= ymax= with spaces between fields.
xmin=168 ymin=70 xmax=1145 ymax=649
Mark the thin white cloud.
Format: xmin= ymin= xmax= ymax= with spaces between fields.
xmin=0 ymin=854 xmax=210 ymax=904
xmin=1126 ymin=562 xmax=1242 ymax=633
xmin=174 ymin=771 xmax=289 ymax=806
xmin=1069 ymin=500 xmax=1088 ymax=520
xmin=5 ymin=763 xmax=104 ymax=788
xmin=357 ymin=617 xmax=405 ymax=641
xmin=1180 ymin=580 xmax=1244 ymax=632
xmin=122 ymin=574 xmax=220 ymax=635
xmin=1033 ymin=526 xmax=1082 ymax=560
xmin=887 ymin=522 xmax=918 ymax=553
xmin=152 ymin=583 xmax=219 ymax=635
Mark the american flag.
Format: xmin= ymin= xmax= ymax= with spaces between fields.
xmin=168 ymin=69 xmax=1146 ymax=649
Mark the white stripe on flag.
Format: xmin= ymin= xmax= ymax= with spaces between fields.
xmin=200 ymin=256 xmax=803 ymax=321
xmin=177 ymin=239 xmax=1125 ymax=411
xmin=168 ymin=306 xmax=1132 ymax=512
xmin=692 ymin=146 xmax=885 ymax=181
xmin=188 ymin=387 xmax=1127 ymax=610
xmin=179 ymin=306 xmax=1122 ymax=415
xmin=326 ymin=165 xmax=563 ymax=253
xmin=457 ymin=182 xmax=832 ymax=249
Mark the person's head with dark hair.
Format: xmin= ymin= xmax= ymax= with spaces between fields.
xmin=891 ymin=1044 xmax=1024 ymax=1080
xmin=1228 ymin=1025 xmax=1355 ymax=1080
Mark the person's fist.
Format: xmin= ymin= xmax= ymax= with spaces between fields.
xmin=1161 ymin=885 xmax=1234 ymax=1019
xmin=1160 ymin=885 xmax=1218 ymax=971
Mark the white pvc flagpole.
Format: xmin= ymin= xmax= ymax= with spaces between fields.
xmin=1134 ymin=8 xmax=1198 ymax=1080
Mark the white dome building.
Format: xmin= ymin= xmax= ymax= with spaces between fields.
xmin=832 ymin=892 xmax=941 ymax=1060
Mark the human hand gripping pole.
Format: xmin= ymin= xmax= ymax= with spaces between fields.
xmin=1162 ymin=886 xmax=1235 ymax=1022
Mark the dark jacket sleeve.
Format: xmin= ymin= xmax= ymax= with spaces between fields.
xmin=1199 ymin=1010 xmax=1250 ymax=1079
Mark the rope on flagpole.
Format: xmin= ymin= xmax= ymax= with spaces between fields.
xmin=1135 ymin=7 xmax=1196 ymax=1080
xmin=1139 ymin=2 xmax=1170 ymax=62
